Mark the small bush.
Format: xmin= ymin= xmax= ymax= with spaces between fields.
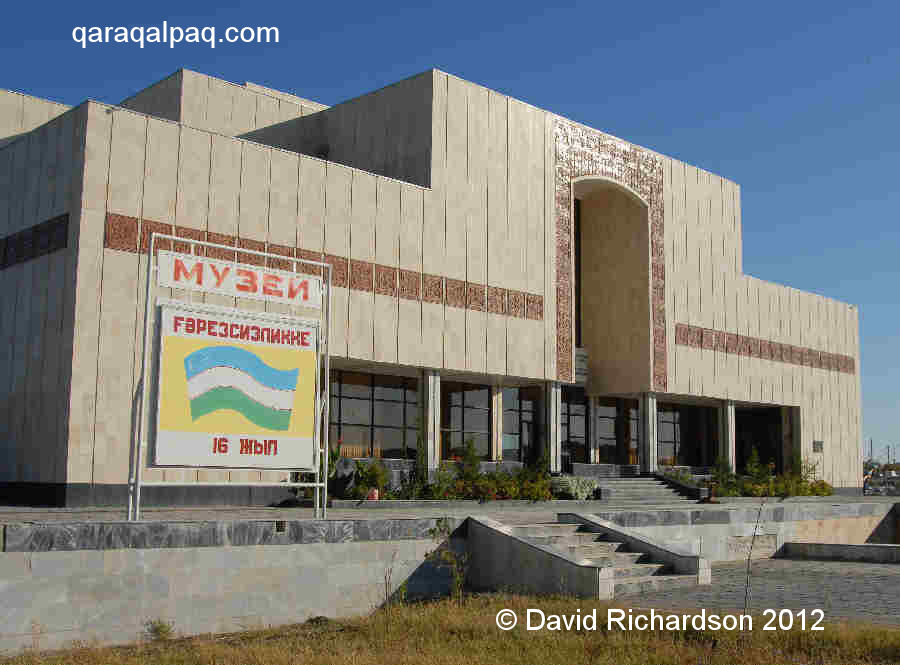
xmin=551 ymin=475 xmax=598 ymax=500
xmin=144 ymin=618 xmax=174 ymax=641
xmin=705 ymin=452 xmax=833 ymax=498
xmin=352 ymin=459 xmax=390 ymax=498
xmin=660 ymin=468 xmax=698 ymax=488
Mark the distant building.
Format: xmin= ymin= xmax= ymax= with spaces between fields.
xmin=0 ymin=69 xmax=862 ymax=506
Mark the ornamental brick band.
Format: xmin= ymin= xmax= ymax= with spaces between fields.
xmin=674 ymin=322 xmax=856 ymax=374
xmin=102 ymin=212 xmax=543 ymax=321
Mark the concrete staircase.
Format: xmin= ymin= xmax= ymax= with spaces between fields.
xmin=506 ymin=521 xmax=699 ymax=596
xmin=593 ymin=477 xmax=695 ymax=505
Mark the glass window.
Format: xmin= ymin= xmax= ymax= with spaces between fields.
xmin=502 ymin=386 xmax=541 ymax=463
xmin=441 ymin=381 xmax=492 ymax=461
xmin=657 ymin=403 xmax=681 ymax=467
xmin=329 ymin=370 xmax=419 ymax=459
xmin=595 ymin=398 xmax=617 ymax=464
xmin=561 ymin=387 xmax=588 ymax=472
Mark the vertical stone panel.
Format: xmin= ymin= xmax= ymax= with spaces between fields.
xmin=175 ymin=127 xmax=211 ymax=229
xmin=324 ymin=163 xmax=352 ymax=258
xmin=444 ymin=76 xmax=467 ymax=282
xmin=299 ymin=157 xmax=325 ymax=252
xmin=208 ymin=135 xmax=241 ymax=236
xmin=268 ymin=149 xmax=299 ymax=247
xmin=239 ymin=142 xmax=271 ymax=241
xmin=107 ymin=111 xmax=147 ymax=218
xmin=142 ymin=118 xmax=179 ymax=224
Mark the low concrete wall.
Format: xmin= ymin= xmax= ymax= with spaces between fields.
xmin=779 ymin=542 xmax=900 ymax=563
xmin=467 ymin=516 xmax=610 ymax=598
xmin=0 ymin=517 xmax=465 ymax=654
xmin=558 ymin=502 xmax=898 ymax=562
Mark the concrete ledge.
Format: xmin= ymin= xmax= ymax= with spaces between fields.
xmin=2 ymin=517 xmax=466 ymax=553
xmin=779 ymin=542 xmax=900 ymax=563
xmin=558 ymin=513 xmax=711 ymax=584
xmin=467 ymin=516 xmax=612 ymax=598
xmin=330 ymin=499 xmax=614 ymax=510
xmin=654 ymin=473 xmax=709 ymax=500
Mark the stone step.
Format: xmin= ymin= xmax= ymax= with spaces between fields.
xmin=507 ymin=524 xmax=582 ymax=537
xmin=597 ymin=483 xmax=671 ymax=490
xmin=522 ymin=532 xmax=606 ymax=546
xmin=598 ymin=487 xmax=681 ymax=493
xmin=610 ymin=563 xmax=668 ymax=579
xmin=613 ymin=574 xmax=699 ymax=596
xmin=578 ymin=552 xmax=647 ymax=566
xmin=568 ymin=542 xmax=628 ymax=557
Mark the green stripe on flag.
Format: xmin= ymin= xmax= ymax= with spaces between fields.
xmin=189 ymin=386 xmax=292 ymax=431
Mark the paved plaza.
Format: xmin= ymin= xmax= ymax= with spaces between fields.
xmin=624 ymin=559 xmax=900 ymax=625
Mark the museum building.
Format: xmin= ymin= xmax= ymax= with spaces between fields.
xmin=0 ymin=69 xmax=862 ymax=505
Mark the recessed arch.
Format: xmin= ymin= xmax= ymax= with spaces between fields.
xmin=572 ymin=175 xmax=650 ymax=211
xmin=574 ymin=182 xmax=654 ymax=395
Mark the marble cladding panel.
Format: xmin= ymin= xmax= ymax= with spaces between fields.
xmin=2 ymin=517 xmax=465 ymax=553
xmin=100 ymin=214 xmax=542 ymax=322
xmin=674 ymin=322 xmax=856 ymax=374
xmin=555 ymin=119 xmax=666 ymax=387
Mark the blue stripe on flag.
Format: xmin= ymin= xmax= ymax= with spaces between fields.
xmin=183 ymin=346 xmax=299 ymax=391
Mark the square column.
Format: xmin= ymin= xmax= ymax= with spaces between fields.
xmin=720 ymin=399 xmax=736 ymax=472
xmin=491 ymin=386 xmax=503 ymax=461
xmin=422 ymin=370 xmax=441 ymax=476
xmin=588 ymin=396 xmax=600 ymax=464
xmin=639 ymin=392 xmax=658 ymax=474
xmin=546 ymin=382 xmax=561 ymax=473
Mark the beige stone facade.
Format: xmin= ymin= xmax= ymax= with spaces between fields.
xmin=0 ymin=69 xmax=862 ymax=505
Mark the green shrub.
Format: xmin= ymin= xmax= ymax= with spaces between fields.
xmin=352 ymin=459 xmax=389 ymax=498
xmin=661 ymin=468 xmax=697 ymax=488
xmin=551 ymin=475 xmax=598 ymax=500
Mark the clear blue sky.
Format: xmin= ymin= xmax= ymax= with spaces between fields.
xmin=2 ymin=1 xmax=897 ymax=461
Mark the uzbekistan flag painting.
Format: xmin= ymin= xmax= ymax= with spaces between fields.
xmin=155 ymin=305 xmax=319 ymax=470
xmin=184 ymin=346 xmax=299 ymax=431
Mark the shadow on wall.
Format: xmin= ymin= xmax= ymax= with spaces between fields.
xmin=866 ymin=503 xmax=900 ymax=544
xmin=391 ymin=525 xmax=469 ymax=603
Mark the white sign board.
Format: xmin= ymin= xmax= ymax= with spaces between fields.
xmin=155 ymin=304 xmax=320 ymax=470
xmin=157 ymin=250 xmax=323 ymax=309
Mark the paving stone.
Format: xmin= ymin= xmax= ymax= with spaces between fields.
xmin=625 ymin=559 xmax=900 ymax=625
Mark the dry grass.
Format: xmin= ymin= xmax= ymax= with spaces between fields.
xmin=5 ymin=594 xmax=900 ymax=665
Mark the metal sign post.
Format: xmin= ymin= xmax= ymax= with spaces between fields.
xmin=127 ymin=233 xmax=332 ymax=521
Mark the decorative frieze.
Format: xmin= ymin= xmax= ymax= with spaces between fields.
xmin=555 ymin=120 xmax=666 ymax=387
xmin=674 ymin=322 xmax=856 ymax=374
xmin=103 ymin=213 xmax=544 ymax=322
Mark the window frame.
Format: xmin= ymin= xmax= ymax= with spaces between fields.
xmin=440 ymin=381 xmax=492 ymax=461
xmin=329 ymin=370 xmax=419 ymax=459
